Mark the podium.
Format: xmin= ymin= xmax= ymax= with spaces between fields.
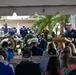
xmin=52 ymin=37 xmax=71 ymax=50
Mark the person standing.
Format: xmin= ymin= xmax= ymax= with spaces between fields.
xmin=64 ymin=23 xmax=76 ymax=48
xmin=39 ymin=33 xmax=47 ymax=51
xmin=30 ymin=38 xmax=43 ymax=56
xmin=20 ymin=26 xmax=28 ymax=39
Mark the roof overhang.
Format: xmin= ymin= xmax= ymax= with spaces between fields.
xmin=0 ymin=0 xmax=76 ymax=16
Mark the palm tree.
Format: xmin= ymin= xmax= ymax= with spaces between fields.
xmin=31 ymin=12 xmax=70 ymax=36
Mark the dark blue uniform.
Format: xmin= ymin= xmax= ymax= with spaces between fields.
xmin=20 ymin=28 xmax=28 ymax=39
xmin=9 ymin=29 xmax=15 ymax=36
xmin=30 ymin=46 xmax=43 ymax=56
xmin=64 ymin=29 xmax=76 ymax=48
xmin=39 ymin=39 xmax=47 ymax=51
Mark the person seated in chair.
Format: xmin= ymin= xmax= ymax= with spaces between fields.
xmin=15 ymin=49 xmax=41 ymax=75
xmin=67 ymin=56 xmax=76 ymax=75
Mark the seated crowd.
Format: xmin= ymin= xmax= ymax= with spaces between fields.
xmin=0 ymin=37 xmax=76 ymax=75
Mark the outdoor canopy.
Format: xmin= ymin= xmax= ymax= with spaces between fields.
xmin=0 ymin=0 xmax=76 ymax=16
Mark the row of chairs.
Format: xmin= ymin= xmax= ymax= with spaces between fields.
xmin=9 ymin=56 xmax=42 ymax=68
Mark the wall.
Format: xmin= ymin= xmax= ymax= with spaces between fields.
xmin=0 ymin=20 xmax=36 ymax=28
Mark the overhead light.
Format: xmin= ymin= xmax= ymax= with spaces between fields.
xmin=12 ymin=12 xmax=17 ymax=17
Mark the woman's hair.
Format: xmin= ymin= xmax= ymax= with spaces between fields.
xmin=62 ymin=46 xmax=72 ymax=67
xmin=0 ymin=48 xmax=8 ymax=60
xmin=47 ymin=42 xmax=57 ymax=56
xmin=46 ymin=55 xmax=61 ymax=75
xmin=63 ymin=46 xmax=72 ymax=54
xmin=0 ymin=55 xmax=4 ymax=62
xmin=48 ymin=42 xmax=56 ymax=50
xmin=68 ymin=43 xmax=76 ymax=56
xmin=48 ymin=48 xmax=56 ymax=55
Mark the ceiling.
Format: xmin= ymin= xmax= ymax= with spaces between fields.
xmin=0 ymin=0 xmax=76 ymax=16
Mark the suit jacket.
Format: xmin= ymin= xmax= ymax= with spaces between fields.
xmin=15 ymin=60 xmax=41 ymax=75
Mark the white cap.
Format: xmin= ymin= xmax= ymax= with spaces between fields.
xmin=66 ymin=23 xmax=72 ymax=26
xmin=66 ymin=23 xmax=72 ymax=28
xmin=31 ymin=38 xmax=38 ymax=43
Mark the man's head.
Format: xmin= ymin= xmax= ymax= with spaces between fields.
xmin=67 ymin=56 xmax=76 ymax=71
xmin=1 ymin=41 xmax=9 ymax=48
xmin=41 ymin=33 xmax=45 ymax=38
xmin=22 ymin=49 xmax=32 ymax=58
xmin=66 ymin=23 xmax=72 ymax=30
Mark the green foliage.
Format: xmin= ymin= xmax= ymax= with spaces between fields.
xmin=44 ymin=30 xmax=52 ymax=42
xmin=29 ymin=12 xmax=45 ymax=19
xmin=31 ymin=19 xmax=43 ymax=30
xmin=23 ymin=34 xmax=35 ymax=49
xmin=31 ymin=12 xmax=70 ymax=37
